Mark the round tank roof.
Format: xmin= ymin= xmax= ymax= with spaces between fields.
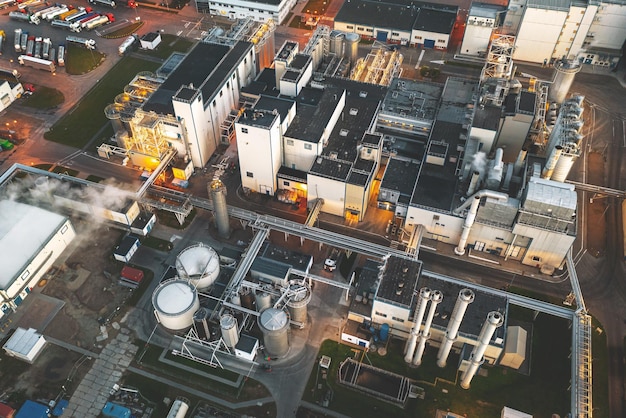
xmin=345 ymin=32 xmax=360 ymax=42
xmin=153 ymin=279 xmax=197 ymax=315
xmin=220 ymin=314 xmax=236 ymax=329
xmin=259 ymin=308 xmax=288 ymax=331
xmin=176 ymin=243 xmax=220 ymax=281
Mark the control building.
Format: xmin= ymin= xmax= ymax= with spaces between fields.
xmin=197 ymin=0 xmax=296 ymax=24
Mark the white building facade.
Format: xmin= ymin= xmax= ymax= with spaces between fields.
xmin=200 ymin=0 xmax=296 ymax=24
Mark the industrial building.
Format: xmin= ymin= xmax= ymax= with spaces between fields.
xmin=0 ymin=76 xmax=25 ymax=113
xmin=197 ymin=0 xmax=296 ymax=24
xmin=102 ymin=18 xmax=275 ymax=174
xmin=0 ymin=200 xmax=75 ymax=318
xmin=2 ymin=327 xmax=47 ymax=364
xmin=333 ymin=0 xmax=458 ymax=49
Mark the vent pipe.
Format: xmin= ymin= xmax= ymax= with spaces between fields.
xmin=454 ymin=196 xmax=480 ymax=256
xmin=404 ymin=288 xmax=431 ymax=363
xmin=437 ymin=288 xmax=475 ymax=367
xmin=467 ymin=171 xmax=481 ymax=195
xmin=541 ymin=145 xmax=563 ymax=180
xmin=413 ymin=290 xmax=442 ymax=366
xmin=460 ymin=311 xmax=504 ymax=389
xmin=513 ymin=148 xmax=527 ymax=176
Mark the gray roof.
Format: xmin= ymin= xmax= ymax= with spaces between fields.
xmin=238 ymin=108 xmax=279 ymax=128
xmin=380 ymin=157 xmax=421 ymax=196
xmin=468 ymin=2 xmax=507 ymax=18
xmin=284 ymin=87 xmax=342 ymax=143
xmin=376 ymin=256 xmax=421 ymax=308
xmin=417 ymin=274 xmax=507 ymax=342
xmin=472 ymin=104 xmax=501 ymax=131
xmin=412 ymin=7 xmax=457 ymax=34
xmin=255 ymin=95 xmax=294 ymax=123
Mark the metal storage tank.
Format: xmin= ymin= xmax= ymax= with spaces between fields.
xmin=344 ymin=32 xmax=360 ymax=64
xmin=175 ymin=243 xmax=220 ymax=291
xmin=286 ymin=282 xmax=312 ymax=326
xmin=240 ymin=288 xmax=255 ymax=310
xmin=208 ymin=178 xmax=230 ymax=238
xmin=152 ymin=278 xmax=200 ymax=332
xmin=258 ymin=308 xmax=290 ymax=357
xmin=193 ymin=307 xmax=210 ymax=340
xmin=255 ymin=289 xmax=272 ymax=311
xmin=220 ymin=313 xmax=240 ymax=348
xmin=329 ymin=30 xmax=344 ymax=55
xmin=166 ymin=398 xmax=189 ymax=418
xmin=548 ymin=58 xmax=581 ymax=104
xmin=551 ymin=146 xmax=577 ymax=182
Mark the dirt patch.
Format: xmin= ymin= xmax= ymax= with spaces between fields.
xmin=586 ymin=152 xmax=606 ymax=256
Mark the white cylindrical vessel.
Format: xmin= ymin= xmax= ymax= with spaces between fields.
xmin=286 ymin=282 xmax=312 ymax=326
xmin=455 ymin=196 xmax=481 ymax=255
xmin=460 ymin=311 xmax=504 ymax=389
xmin=437 ymin=288 xmax=475 ymax=367
xmin=220 ymin=313 xmax=240 ymax=348
xmin=413 ymin=290 xmax=442 ymax=366
xmin=255 ymin=290 xmax=272 ymax=312
xmin=404 ymin=287 xmax=431 ymax=363
xmin=152 ymin=278 xmax=200 ymax=332
xmin=166 ymin=398 xmax=189 ymax=418
xmin=551 ymin=147 xmax=577 ymax=182
xmin=175 ymin=243 xmax=220 ymax=291
xmin=258 ymin=308 xmax=290 ymax=358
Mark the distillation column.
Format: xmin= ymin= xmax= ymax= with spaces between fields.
xmin=460 ymin=311 xmax=504 ymax=389
xmin=437 ymin=288 xmax=475 ymax=367
xmin=404 ymin=288 xmax=431 ymax=364
xmin=455 ymin=196 xmax=481 ymax=255
xmin=413 ymin=290 xmax=443 ymax=366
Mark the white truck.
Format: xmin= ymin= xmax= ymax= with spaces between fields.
xmin=57 ymin=44 xmax=65 ymax=66
xmin=14 ymin=28 xmax=22 ymax=53
xmin=18 ymin=55 xmax=55 ymax=72
xmin=51 ymin=19 xmax=82 ymax=32
xmin=84 ymin=14 xmax=110 ymax=31
xmin=65 ymin=35 xmax=96 ymax=50
xmin=42 ymin=37 xmax=51 ymax=59
xmin=118 ymin=34 xmax=137 ymax=56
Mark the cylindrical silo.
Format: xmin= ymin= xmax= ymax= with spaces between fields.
xmin=166 ymin=398 xmax=189 ymax=418
xmin=551 ymin=145 xmax=578 ymax=182
xmin=344 ymin=32 xmax=360 ymax=65
xmin=258 ymin=308 xmax=290 ymax=358
xmin=193 ymin=307 xmax=210 ymax=340
xmin=437 ymin=288 xmax=475 ymax=367
xmin=240 ymin=288 xmax=255 ymax=310
xmin=255 ymin=289 xmax=272 ymax=311
xmin=460 ymin=311 xmax=504 ymax=389
xmin=548 ymin=58 xmax=581 ymax=104
xmin=175 ymin=243 xmax=220 ymax=291
xmin=220 ymin=313 xmax=240 ymax=348
xmin=152 ymin=278 xmax=200 ymax=332
xmin=286 ymin=282 xmax=312 ymax=326
xmin=329 ymin=30 xmax=344 ymax=56
xmin=208 ymin=178 xmax=230 ymax=238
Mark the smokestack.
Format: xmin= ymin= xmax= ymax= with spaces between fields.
xmin=541 ymin=145 xmax=563 ymax=180
xmin=413 ymin=290 xmax=442 ymax=366
xmin=209 ymin=178 xmax=230 ymax=238
xmin=460 ymin=311 xmax=504 ymax=389
xmin=404 ymin=288 xmax=431 ymax=363
xmin=467 ymin=171 xmax=481 ymax=195
xmin=486 ymin=148 xmax=504 ymax=190
xmin=455 ymin=196 xmax=481 ymax=256
xmin=437 ymin=288 xmax=475 ymax=367
xmin=513 ymin=148 xmax=527 ymax=176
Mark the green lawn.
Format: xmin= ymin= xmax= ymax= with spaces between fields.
xmin=135 ymin=34 xmax=194 ymax=60
xmin=65 ymin=45 xmax=107 ymax=75
xmin=20 ymin=86 xmax=64 ymax=109
xmin=44 ymin=57 xmax=161 ymax=148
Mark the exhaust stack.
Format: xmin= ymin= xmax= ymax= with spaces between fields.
xmin=413 ymin=290 xmax=442 ymax=366
xmin=404 ymin=288 xmax=431 ymax=363
xmin=460 ymin=311 xmax=504 ymax=389
xmin=437 ymin=288 xmax=475 ymax=367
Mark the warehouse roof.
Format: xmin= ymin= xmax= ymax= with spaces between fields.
xmin=380 ymin=157 xmax=421 ymax=196
xmin=0 ymin=200 xmax=68 ymax=290
xmin=376 ymin=256 xmax=421 ymax=307
xmin=412 ymin=7 xmax=457 ymax=34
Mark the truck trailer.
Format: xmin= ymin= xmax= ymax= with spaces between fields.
xmin=89 ymin=0 xmax=116 ymax=8
xmin=18 ymin=55 xmax=55 ymax=72
xmin=25 ymin=35 xmax=34 ymax=56
xmin=20 ymin=32 xmax=28 ymax=52
xmin=84 ymin=14 xmax=112 ymax=31
xmin=14 ymin=28 xmax=22 ymax=52
xmin=9 ymin=11 xmax=40 ymax=25
xmin=42 ymin=37 xmax=50 ymax=59
xmin=0 ymin=31 xmax=5 ymax=55
xmin=33 ymin=36 xmax=42 ymax=58
xmin=65 ymin=35 xmax=96 ymax=49
xmin=57 ymin=44 xmax=65 ymax=66
xmin=118 ymin=34 xmax=137 ymax=56
xmin=51 ymin=18 xmax=81 ymax=32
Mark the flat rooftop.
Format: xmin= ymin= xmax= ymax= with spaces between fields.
xmin=284 ymin=87 xmax=343 ymax=143
xmin=380 ymin=78 xmax=443 ymax=122
xmin=380 ymin=158 xmax=422 ymax=198
xmin=376 ymin=256 xmax=421 ymax=308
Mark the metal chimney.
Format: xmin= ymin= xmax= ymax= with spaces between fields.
xmin=467 ymin=171 xmax=481 ymax=196
xmin=404 ymin=287 xmax=431 ymax=364
xmin=437 ymin=288 xmax=475 ymax=367
xmin=541 ymin=145 xmax=563 ymax=180
xmin=208 ymin=178 xmax=230 ymax=238
xmin=413 ymin=290 xmax=442 ymax=366
xmin=455 ymin=196 xmax=481 ymax=255
xmin=460 ymin=311 xmax=504 ymax=389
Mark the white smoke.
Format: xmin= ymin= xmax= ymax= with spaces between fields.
xmin=471 ymin=152 xmax=488 ymax=177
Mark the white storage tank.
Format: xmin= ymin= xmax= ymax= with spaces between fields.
xmin=220 ymin=313 xmax=240 ymax=348
xmin=175 ymin=243 xmax=220 ymax=291
xmin=152 ymin=278 xmax=200 ymax=332
xmin=255 ymin=290 xmax=272 ymax=311
xmin=286 ymin=282 xmax=311 ymax=326
xmin=193 ymin=307 xmax=210 ymax=340
xmin=258 ymin=308 xmax=290 ymax=357
xmin=166 ymin=397 xmax=189 ymax=418
xmin=344 ymin=32 xmax=360 ymax=64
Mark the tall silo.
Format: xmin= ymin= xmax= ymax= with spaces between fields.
xmin=220 ymin=313 xmax=240 ymax=348
xmin=548 ymin=58 xmax=581 ymax=104
xmin=329 ymin=30 xmax=344 ymax=56
xmin=344 ymin=32 xmax=360 ymax=65
xmin=208 ymin=178 xmax=230 ymax=238
xmin=255 ymin=290 xmax=272 ymax=311
xmin=286 ymin=282 xmax=312 ymax=326
xmin=175 ymin=243 xmax=220 ymax=291
xmin=258 ymin=308 xmax=290 ymax=357
xmin=152 ymin=278 xmax=200 ymax=332
xmin=240 ymin=288 xmax=255 ymax=310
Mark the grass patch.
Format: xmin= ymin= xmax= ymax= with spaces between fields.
xmin=65 ymin=45 xmax=107 ymax=75
xmin=102 ymin=22 xmax=145 ymax=39
xmin=135 ymin=34 xmax=194 ymax=60
xmin=20 ymin=86 xmax=64 ymax=109
xmin=51 ymin=166 xmax=79 ymax=176
xmin=45 ymin=56 xmax=161 ymax=148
